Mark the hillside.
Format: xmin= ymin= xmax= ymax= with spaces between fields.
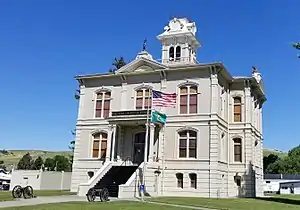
xmin=263 ymin=148 xmax=288 ymax=158
xmin=0 ymin=150 xmax=72 ymax=169
xmin=0 ymin=148 xmax=286 ymax=169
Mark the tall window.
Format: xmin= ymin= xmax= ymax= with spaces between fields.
xmin=180 ymin=86 xmax=197 ymax=114
xmin=233 ymin=138 xmax=242 ymax=162
xmin=176 ymin=46 xmax=181 ymax=61
xmin=95 ymin=91 xmax=111 ymax=118
xmin=169 ymin=47 xmax=174 ymax=61
xmin=92 ymin=132 xmax=108 ymax=159
xmin=176 ymin=173 xmax=183 ymax=188
xmin=189 ymin=173 xmax=197 ymax=189
xmin=233 ymin=97 xmax=242 ymax=122
xmin=135 ymin=89 xmax=151 ymax=110
xmin=179 ymin=130 xmax=197 ymax=158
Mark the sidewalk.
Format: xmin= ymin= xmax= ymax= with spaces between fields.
xmin=0 ymin=195 xmax=87 ymax=208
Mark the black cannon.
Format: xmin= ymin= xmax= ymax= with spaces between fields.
xmin=12 ymin=185 xmax=35 ymax=199
xmin=86 ymin=187 xmax=109 ymax=202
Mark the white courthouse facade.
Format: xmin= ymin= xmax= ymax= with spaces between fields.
xmin=71 ymin=17 xmax=266 ymax=198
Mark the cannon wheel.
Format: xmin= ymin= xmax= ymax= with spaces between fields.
xmin=23 ymin=186 xmax=34 ymax=199
xmin=12 ymin=185 xmax=23 ymax=199
xmin=86 ymin=188 xmax=96 ymax=202
xmin=100 ymin=188 xmax=109 ymax=202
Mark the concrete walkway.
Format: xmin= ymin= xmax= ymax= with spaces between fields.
xmin=0 ymin=195 xmax=87 ymax=208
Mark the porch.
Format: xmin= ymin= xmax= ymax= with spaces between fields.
xmin=105 ymin=110 xmax=160 ymax=165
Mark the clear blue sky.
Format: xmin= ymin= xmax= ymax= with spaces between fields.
xmin=0 ymin=0 xmax=299 ymax=152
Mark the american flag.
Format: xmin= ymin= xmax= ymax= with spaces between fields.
xmin=152 ymin=90 xmax=176 ymax=107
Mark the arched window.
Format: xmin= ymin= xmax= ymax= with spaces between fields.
xmin=180 ymin=85 xmax=197 ymax=114
xmin=135 ymin=89 xmax=151 ymax=110
xmin=233 ymin=97 xmax=242 ymax=122
xmin=189 ymin=173 xmax=197 ymax=189
xmin=95 ymin=91 xmax=111 ymax=118
xmin=176 ymin=46 xmax=181 ymax=61
xmin=179 ymin=130 xmax=197 ymax=158
xmin=92 ymin=132 xmax=108 ymax=159
xmin=176 ymin=173 xmax=183 ymax=188
xmin=233 ymin=138 xmax=242 ymax=162
xmin=169 ymin=47 xmax=174 ymax=61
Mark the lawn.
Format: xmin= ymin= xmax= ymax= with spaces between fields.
xmin=0 ymin=190 xmax=76 ymax=202
xmin=150 ymin=195 xmax=300 ymax=210
xmin=1 ymin=201 xmax=185 ymax=210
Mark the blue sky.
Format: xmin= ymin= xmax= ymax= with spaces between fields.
xmin=0 ymin=0 xmax=299 ymax=152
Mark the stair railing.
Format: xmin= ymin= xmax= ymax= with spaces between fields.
xmin=120 ymin=156 xmax=131 ymax=166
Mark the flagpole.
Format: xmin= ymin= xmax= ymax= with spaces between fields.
xmin=142 ymin=89 xmax=152 ymax=200
xmin=161 ymin=122 xmax=166 ymax=196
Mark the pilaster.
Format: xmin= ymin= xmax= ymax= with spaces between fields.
xmin=106 ymin=125 xmax=113 ymax=161
xmin=111 ymin=125 xmax=117 ymax=161
xmin=117 ymin=125 xmax=122 ymax=161
xmin=77 ymin=84 xmax=85 ymax=119
xmin=148 ymin=123 xmax=155 ymax=162
xmin=210 ymin=66 xmax=219 ymax=114
xmin=121 ymin=82 xmax=127 ymax=110
xmin=243 ymin=79 xmax=251 ymax=124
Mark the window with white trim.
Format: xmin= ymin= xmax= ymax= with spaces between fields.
xmin=176 ymin=173 xmax=183 ymax=188
xmin=189 ymin=173 xmax=197 ymax=189
xmin=92 ymin=132 xmax=107 ymax=159
xmin=179 ymin=85 xmax=197 ymax=114
xmin=233 ymin=138 xmax=242 ymax=162
xmin=95 ymin=91 xmax=111 ymax=118
xmin=135 ymin=89 xmax=152 ymax=110
xmin=179 ymin=130 xmax=197 ymax=158
xmin=233 ymin=97 xmax=242 ymax=122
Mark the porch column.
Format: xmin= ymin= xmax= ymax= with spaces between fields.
xmin=111 ymin=124 xmax=117 ymax=161
xmin=148 ymin=123 xmax=155 ymax=162
xmin=106 ymin=125 xmax=113 ymax=161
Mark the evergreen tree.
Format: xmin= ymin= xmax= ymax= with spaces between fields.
xmin=53 ymin=155 xmax=71 ymax=172
xmin=0 ymin=160 xmax=6 ymax=170
xmin=292 ymin=42 xmax=300 ymax=58
xmin=32 ymin=156 xmax=44 ymax=170
xmin=17 ymin=153 xmax=33 ymax=170
xmin=44 ymin=158 xmax=55 ymax=171
xmin=109 ymin=57 xmax=126 ymax=73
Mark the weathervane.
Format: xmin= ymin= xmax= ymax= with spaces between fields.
xmin=142 ymin=39 xmax=147 ymax=51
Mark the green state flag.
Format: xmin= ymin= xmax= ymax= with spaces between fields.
xmin=151 ymin=110 xmax=167 ymax=125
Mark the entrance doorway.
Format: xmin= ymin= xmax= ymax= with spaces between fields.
xmin=133 ymin=132 xmax=146 ymax=164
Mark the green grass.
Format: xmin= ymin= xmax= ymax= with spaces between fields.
xmin=0 ymin=201 xmax=185 ymax=210
xmin=1 ymin=195 xmax=300 ymax=209
xmin=149 ymin=195 xmax=300 ymax=210
xmin=0 ymin=150 xmax=71 ymax=168
xmin=0 ymin=190 xmax=76 ymax=202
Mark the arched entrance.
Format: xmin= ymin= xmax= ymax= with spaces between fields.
xmin=133 ymin=132 xmax=146 ymax=164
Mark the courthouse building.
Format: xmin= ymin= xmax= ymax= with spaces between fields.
xmin=71 ymin=17 xmax=266 ymax=198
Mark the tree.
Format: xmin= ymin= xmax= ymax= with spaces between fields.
xmin=263 ymin=154 xmax=279 ymax=172
xmin=32 ymin=156 xmax=44 ymax=170
xmin=44 ymin=158 xmax=55 ymax=171
xmin=17 ymin=153 xmax=33 ymax=170
xmin=265 ymin=145 xmax=300 ymax=174
xmin=0 ymin=160 xmax=6 ymax=170
xmin=53 ymin=155 xmax=71 ymax=172
xmin=292 ymin=42 xmax=300 ymax=58
xmin=68 ymin=129 xmax=77 ymax=170
xmin=109 ymin=57 xmax=126 ymax=73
